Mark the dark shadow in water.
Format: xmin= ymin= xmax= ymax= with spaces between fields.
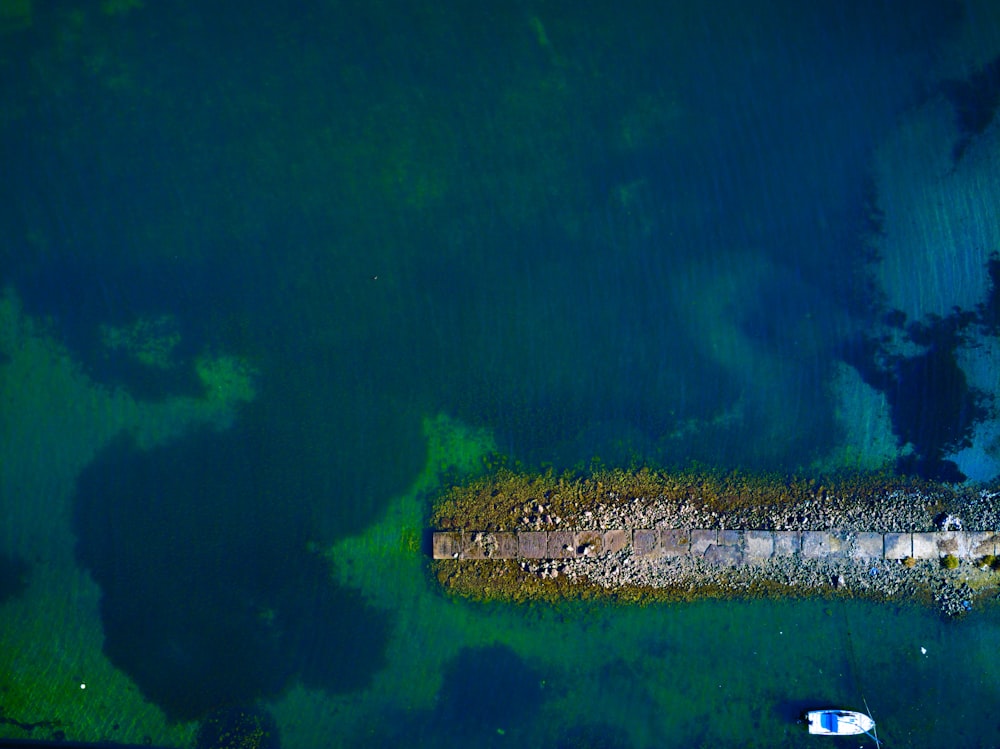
xmin=0 ymin=552 xmax=30 ymax=605
xmin=940 ymin=54 xmax=1000 ymax=165
xmin=774 ymin=698 xmax=836 ymax=724
xmin=72 ymin=428 xmax=391 ymax=722
xmin=433 ymin=644 xmax=544 ymax=733
xmin=554 ymin=724 xmax=633 ymax=749
xmin=845 ymin=305 xmax=989 ymax=483
xmin=365 ymin=644 xmax=546 ymax=749
xmin=977 ymin=254 xmax=1000 ymax=334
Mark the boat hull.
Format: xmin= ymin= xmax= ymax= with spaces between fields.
xmin=806 ymin=709 xmax=875 ymax=736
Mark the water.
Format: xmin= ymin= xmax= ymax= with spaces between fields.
xmin=1 ymin=1 xmax=1000 ymax=747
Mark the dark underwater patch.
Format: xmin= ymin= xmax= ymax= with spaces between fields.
xmin=976 ymin=253 xmax=1000 ymax=333
xmin=362 ymin=644 xmax=547 ymax=749
xmin=0 ymin=552 xmax=30 ymax=605
xmin=554 ymin=724 xmax=634 ymax=749
xmin=846 ymin=309 xmax=989 ymax=483
xmin=888 ymin=337 xmax=984 ymax=482
xmin=940 ymin=54 xmax=1000 ymax=165
xmin=432 ymin=644 xmax=544 ymax=738
xmin=72 ymin=428 xmax=391 ymax=722
xmin=6 ymin=252 xmax=242 ymax=401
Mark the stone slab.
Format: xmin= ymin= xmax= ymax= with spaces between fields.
xmin=432 ymin=531 xmax=463 ymax=559
xmin=492 ymin=532 xmax=519 ymax=558
xmin=704 ymin=544 xmax=743 ymax=566
xmin=719 ymin=529 xmax=741 ymax=547
xmin=690 ymin=529 xmax=718 ymax=555
xmin=436 ymin=527 xmax=1000 ymax=562
xmin=970 ymin=532 xmax=999 ymax=557
xmin=850 ymin=532 xmax=884 ymax=559
xmin=634 ymin=529 xmax=659 ymax=557
xmin=773 ymin=531 xmax=800 ymax=556
xmin=935 ymin=532 xmax=961 ymax=555
xmin=547 ymin=530 xmax=576 ymax=559
xmin=912 ymin=532 xmax=943 ymax=560
xmin=460 ymin=532 xmax=489 ymax=559
xmin=660 ymin=529 xmax=690 ymax=556
xmin=744 ymin=531 xmax=773 ymax=560
xmin=462 ymin=532 xmax=517 ymax=559
xmin=883 ymin=533 xmax=911 ymax=560
xmin=575 ymin=531 xmax=605 ymax=556
xmin=956 ymin=531 xmax=993 ymax=558
xmin=603 ymin=529 xmax=630 ymax=554
xmin=909 ymin=531 xmax=990 ymax=559
xmin=519 ymin=532 xmax=548 ymax=559
xmin=801 ymin=531 xmax=846 ymax=558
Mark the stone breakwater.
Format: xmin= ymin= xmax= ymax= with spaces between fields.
xmin=430 ymin=470 xmax=1000 ymax=615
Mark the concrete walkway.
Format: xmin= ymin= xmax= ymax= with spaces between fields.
xmin=432 ymin=528 xmax=1000 ymax=563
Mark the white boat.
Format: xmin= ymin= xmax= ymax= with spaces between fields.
xmin=806 ymin=709 xmax=876 ymax=737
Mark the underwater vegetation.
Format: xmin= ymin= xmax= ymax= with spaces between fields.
xmin=196 ymin=705 xmax=280 ymax=749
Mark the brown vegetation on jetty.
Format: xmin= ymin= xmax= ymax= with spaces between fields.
xmin=431 ymin=466 xmax=959 ymax=534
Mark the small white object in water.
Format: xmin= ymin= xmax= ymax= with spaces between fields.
xmin=920 ymin=646 xmax=927 ymax=655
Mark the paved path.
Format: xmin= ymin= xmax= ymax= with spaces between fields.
xmin=432 ymin=528 xmax=999 ymax=563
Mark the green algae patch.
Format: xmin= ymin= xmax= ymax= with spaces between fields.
xmin=195 ymin=353 xmax=259 ymax=404
xmin=0 ymin=0 xmax=31 ymax=34
xmin=100 ymin=315 xmax=182 ymax=369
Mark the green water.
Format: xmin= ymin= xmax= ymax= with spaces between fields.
xmin=2 ymin=1 xmax=1000 ymax=747
xmin=319 ymin=420 xmax=1000 ymax=748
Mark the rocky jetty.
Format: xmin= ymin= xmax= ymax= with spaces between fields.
xmin=430 ymin=468 xmax=1000 ymax=616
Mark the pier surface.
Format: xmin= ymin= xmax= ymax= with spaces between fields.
xmin=433 ymin=528 xmax=999 ymax=563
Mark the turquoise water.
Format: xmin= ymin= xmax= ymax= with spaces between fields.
xmin=2 ymin=1 xmax=1000 ymax=747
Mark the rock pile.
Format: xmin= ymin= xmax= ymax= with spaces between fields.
xmin=432 ymin=470 xmax=1000 ymax=616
